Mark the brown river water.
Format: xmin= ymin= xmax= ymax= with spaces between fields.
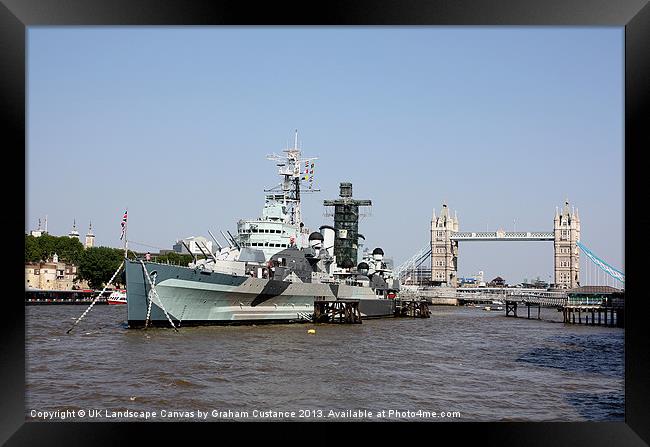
xmin=25 ymin=304 xmax=624 ymax=422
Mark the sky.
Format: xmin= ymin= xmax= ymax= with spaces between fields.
xmin=26 ymin=27 xmax=624 ymax=284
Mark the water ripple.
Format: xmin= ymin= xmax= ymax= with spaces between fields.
xmin=26 ymin=305 xmax=624 ymax=421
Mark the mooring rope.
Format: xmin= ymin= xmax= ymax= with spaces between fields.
xmin=139 ymin=260 xmax=178 ymax=332
xmin=66 ymin=260 xmax=125 ymax=334
xmin=144 ymin=272 xmax=156 ymax=329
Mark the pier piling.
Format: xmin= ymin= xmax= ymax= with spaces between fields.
xmin=394 ymin=299 xmax=430 ymax=318
xmin=313 ymin=300 xmax=362 ymax=324
xmin=505 ymin=300 xmax=518 ymax=317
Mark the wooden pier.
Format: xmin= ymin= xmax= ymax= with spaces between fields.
xmin=25 ymin=289 xmax=110 ymax=305
xmin=505 ymin=300 xmax=542 ymax=320
xmin=313 ymin=299 xmax=362 ymax=324
xmin=563 ymin=305 xmax=623 ymax=327
xmin=562 ymin=286 xmax=624 ymax=328
xmin=394 ymin=299 xmax=431 ymax=318
xmin=505 ymin=286 xmax=624 ymax=328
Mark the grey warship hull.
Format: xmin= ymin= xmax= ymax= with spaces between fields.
xmin=125 ymin=259 xmax=395 ymax=327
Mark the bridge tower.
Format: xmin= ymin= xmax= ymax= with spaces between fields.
xmin=554 ymin=200 xmax=580 ymax=288
xmin=431 ymin=203 xmax=459 ymax=287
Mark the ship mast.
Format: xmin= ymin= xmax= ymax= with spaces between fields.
xmin=265 ymin=130 xmax=319 ymax=227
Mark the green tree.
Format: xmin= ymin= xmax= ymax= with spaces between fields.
xmin=25 ymin=234 xmax=84 ymax=264
xmin=77 ymin=246 xmax=125 ymax=289
xmin=54 ymin=236 xmax=85 ymax=264
xmin=25 ymin=235 xmax=42 ymax=263
xmin=153 ymin=252 xmax=195 ymax=266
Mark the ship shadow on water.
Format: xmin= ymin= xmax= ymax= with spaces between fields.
xmin=565 ymin=391 xmax=624 ymax=421
xmin=515 ymin=333 xmax=624 ymax=421
xmin=515 ymin=333 xmax=624 ymax=378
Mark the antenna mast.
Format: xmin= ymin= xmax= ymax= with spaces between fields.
xmin=265 ymin=129 xmax=320 ymax=227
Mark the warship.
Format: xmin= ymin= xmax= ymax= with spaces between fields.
xmin=124 ymin=132 xmax=400 ymax=327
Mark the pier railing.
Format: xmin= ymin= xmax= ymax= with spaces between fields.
xmin=455 ymin=288 xmax=568 ymax=307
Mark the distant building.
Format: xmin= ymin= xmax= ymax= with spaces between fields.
xmin=68 ymin=219 xmax=80 ymax=240
xmin=85 ymin=221 xmax=95 ymax=249
xmin=567 ymin=285 xmax=623 ymax=306
xmin=488 ymin=276 xmax=506 ymax=287
xmin=401 ymin=267 xmax=433 ymax=286
xmin=458 ymin=271 xmax=486 ymax=288
xmin=520 ymin=278 xmax=549 ymax=289
xmin=173 ymin=236 xmax=213 ymax=256
xmin=25 ymin=254 xmax=88 ymax=291
xmin=458 ymin=277 xmax=477 ymax=287
xmin=29 ymin=217 xmax=48 ymax=237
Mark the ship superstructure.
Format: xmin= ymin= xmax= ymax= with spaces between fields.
xmin=235 ymin=130 xmax=319 ymax=260
xmin=124 ymin=133 xmax=400 ymax=327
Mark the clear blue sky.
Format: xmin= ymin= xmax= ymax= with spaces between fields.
xmin=26 ymin=27 xmax=624 ymax=284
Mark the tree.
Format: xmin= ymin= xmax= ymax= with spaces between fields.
xmin=54 ymin=236 xmax=85 ymax=264
xmin=25 ymin=234 xmax=84 ymax=264
xmin=77 ymin=246 xmax=124 ymax=289
xmin=153 ymin=252 xmax=195 ymax=266
xmin=25 ymin=235 xmax=42 ymax=263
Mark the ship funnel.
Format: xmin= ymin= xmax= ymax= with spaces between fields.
xmin=319 ymin=225 xmax=335 ymax=257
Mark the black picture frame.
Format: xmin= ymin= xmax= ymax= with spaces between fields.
xmin=4 ymin=0 xmax=648 ymax=444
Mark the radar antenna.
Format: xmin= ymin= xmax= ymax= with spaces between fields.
xmin=265 ymin=129 xmax=320 ymax=226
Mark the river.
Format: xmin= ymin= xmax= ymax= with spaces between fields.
xmin=25 ymin=304 xmax=624 ymax=422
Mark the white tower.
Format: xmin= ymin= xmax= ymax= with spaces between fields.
xmin=85 ymin=221 xmax=95 ymax=249
xmin=68 ymin=219 xmax=80 ymax=240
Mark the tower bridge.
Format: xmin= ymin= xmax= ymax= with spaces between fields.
xmin=397 ymin=200 xmax=624 ymax=290
xmin=451 ymin=231 xmax=554 ymax=241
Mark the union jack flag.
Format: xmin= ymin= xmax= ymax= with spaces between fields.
xmin=119 ymin=210 xmax=128 ymax=240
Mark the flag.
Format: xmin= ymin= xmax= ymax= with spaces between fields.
xmin=120 ymin=210 xmax=128 ymax=240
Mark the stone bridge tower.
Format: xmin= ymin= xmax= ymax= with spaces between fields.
xmin=431 ymin=203 xmax=459 ymax=287
xmin=554 ymin=200 xmax=580 ymax=289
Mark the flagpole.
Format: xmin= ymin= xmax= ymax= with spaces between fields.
xmin=124 ymin=207 xmax=128 ymax=259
